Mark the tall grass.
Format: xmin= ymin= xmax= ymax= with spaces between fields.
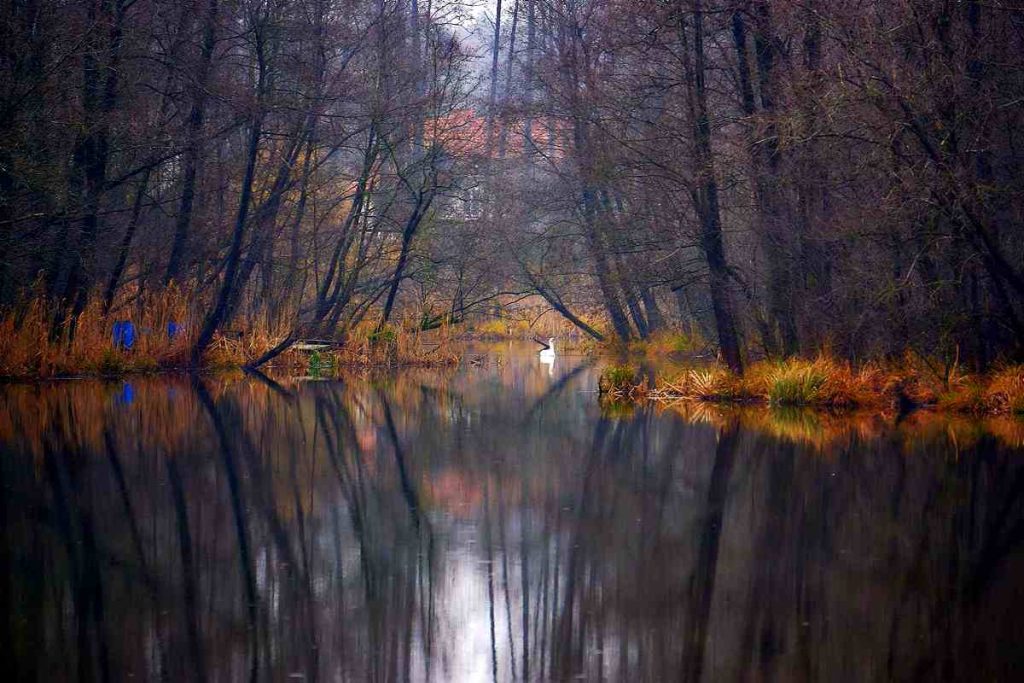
xmin=0 ymin=288 xmax=462 ymax=379
xmin=599 ymin=364 xmax=644 ymax=399
xmin=0 ymin=287 xmax=195 ymax=379
xmin=329 ymin=321 xmax=461 ymax=369
xmin=985 ymin=365 xmax=1024 ymax=415
xmin=754 ymin=357 xmax=871 ymax=407
xmin=765 ymin=363 xmax=826 ymax=405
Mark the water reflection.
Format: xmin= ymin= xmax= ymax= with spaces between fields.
xmin=2 ymin=346 xmax=1024 ymax=681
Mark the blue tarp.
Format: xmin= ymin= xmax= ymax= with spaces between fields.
xmin=112 ymin=320 xmax=136 ymax=349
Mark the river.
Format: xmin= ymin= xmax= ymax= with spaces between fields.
xmin=1 ymin=342 xmax=1023 ymax=681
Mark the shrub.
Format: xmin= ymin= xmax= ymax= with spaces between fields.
xmin=670 ymin=332 xmax=700 ymax=354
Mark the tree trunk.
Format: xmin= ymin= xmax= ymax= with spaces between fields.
xmin=686 ymin=0 xmax=744 ymax=373
xmin=582 ymin=187 xmax=633 ymax=342
xmin=734 ymin=3 xmax=798 ymax=356
xmin=63 ymin=0 xmax=128 ymax=327
xmin=485 ymin=0 xmax=503 ymax=153
xmin=498 ymin=0 xmax=520 ymax=158
xmin=102 ymin=169 xmax=151 ymax=314
xmin=191 ymin=58 xmax=266 ymax=364
xmin=377 ymin=190 xmax=434 ymax=332
xmin=164 ymin=0 xmax=219 ymax=286
xmin=640 ymin=287 xmax=665 ymax=334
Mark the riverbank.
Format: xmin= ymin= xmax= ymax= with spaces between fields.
xmin=0 ymin=330 xmax=461 ymax=381
xmin=600 ymin=355 xmax=1024 ymax=417
xmin=0 ymin=292 xmax=460 ymax=380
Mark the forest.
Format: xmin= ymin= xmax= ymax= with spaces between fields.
xmin=5 ymin=3 xmax=1024 ymax=678
xmin=1 ymin=0 xmax=1022 ymax=379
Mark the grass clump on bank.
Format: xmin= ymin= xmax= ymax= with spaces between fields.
xmin=983 ymin=365 xmax=1024 ymax=415
xmin=769 ymin=372 xmax=823 ymax=404
xmin=752 ymin=357 xmax=872 ymax=408
xmin=598 ymin=364 xmax=647 ymax=400
xmin=764 ymin=362 xmax=828 ymax=405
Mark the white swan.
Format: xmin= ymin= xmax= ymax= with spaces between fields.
xmin=539 ymin=337 xmax=556 ymax=375
xmin=539 ymin=337 xmax=556 ymax=358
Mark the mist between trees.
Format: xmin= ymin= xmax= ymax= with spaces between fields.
xmin=1 ymin=0 xmax=1022 ymax=372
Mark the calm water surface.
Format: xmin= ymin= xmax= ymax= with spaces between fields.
xmin=2 ymin=343 xmax=1024 ymax=681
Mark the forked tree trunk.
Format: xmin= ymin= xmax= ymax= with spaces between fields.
xmin=191 ymin=116 xmax=262 ymax=364
xmin=103 ymin=169 xmax=151 ymax=314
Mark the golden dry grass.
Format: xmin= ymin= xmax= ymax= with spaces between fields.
xmin=652 ymin=366 xmax=746 ymax=401
xmin=464 ymin=299 xmax=603 ymax=354
xmin=328 ymin=321 xmax=462 ymax=369
xmin=627 ymin=327 xmax=708 ymax=356
xmin=0 ymin=286 xmax=195 ymax=378
xmin=609 ymin=351 xmax=1024 ymax=418
xmin=984 ymin=365 xmax=1024 ymax=415
xmin=0 ymin=288 xmax=463 ymax=379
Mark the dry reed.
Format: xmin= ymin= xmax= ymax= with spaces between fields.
xmin=0 ymin=288 xmax=463 ymax=379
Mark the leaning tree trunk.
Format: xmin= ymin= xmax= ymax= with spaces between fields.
xmin=191 ymin=46 xmax=266 ymax=365
xmin=102 ymin=169 xmax=151 ymax=314
xmin=376 ymin=189 xmax=434 ymax=333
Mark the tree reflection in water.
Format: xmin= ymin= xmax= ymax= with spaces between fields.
xmin=2 ymin=347 xmax=1024 ymax=681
